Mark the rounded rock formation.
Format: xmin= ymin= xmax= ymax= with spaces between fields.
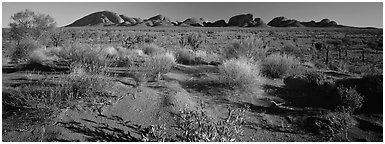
xmin=204 ymin=19 xmax=227 ymax=27
xmin=67 ymin=11 xmax=124 ymax=27
xmin=181 ymin=17 xmax=206 ymax=26
xmin=228 ymin=13 xmax=254 ymax=27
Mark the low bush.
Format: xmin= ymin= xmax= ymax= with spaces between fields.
xmin=283 ymin=69 xmax=338 ymax=108
xmin=172 ymin=107 xmax=245 ymax=142
xmin=27 ymin=47 xmax=59 ymax=64
xmin=174 ymin=48 xmax=221 ymax=65
xmin=3 ymin=72 xmax=114 ymax=126
xmin=174 ymin=48 xmax=196 ymax=65
xmin=221 ymin=36 xmax=266 ymax=60
xmin=218 ymin=57 xmax=263 ymax=90
xmin=141 ymin=43 xmax=166 ymax=56
xmin=127 ymin=52 xmax=176 ymax=84
xmin=179 ymin=32 xmax=204 ymax=50
xmin=335 ymin=86 xmax=364 ymax=113
xmin=194 ymin=50 xmax=222 ymax=65
xmin=335 ymin=74 xmax=382 ymax=113
xmin=11 ymin=38 xmax=43 ymax=60
xmin=52 ymin=42 xmax=113 ymax=74
xmin=261 ymin=53 xmax=300 ymax=78
xmin=306 ymin=112 xmax=356 ymax=140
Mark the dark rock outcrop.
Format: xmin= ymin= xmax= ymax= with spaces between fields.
xmin=204 ymin=20 xmax=227 ymax=27
xmin=180 ymin=17 xmax=206 ymax=26
xmin=143 ymin=14 xmax=174 ymax=27
xmin=66 ymin=10 xmax=347 ymax=28
xmin=67 ymin=10 xmax=124 ymax=27
xmin=119 ymin=14 xmax=142 ymax=26
xmin=268 ymin=16 xmax=304 ymax=27
xmin=228 ymin=13 xmax=254 ymax=27
xmin=227 ymin=13 xmax=268 ymax=27
xmin=248 ymin=18 xmax=269 ymax=27
xmin=316 ymin=19 xmax=338 ymax=27
xmin=301 ymin=19 xmax=339 ymax=27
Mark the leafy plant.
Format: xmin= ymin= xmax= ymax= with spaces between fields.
xmin=307 ymin=112 xmax=356 ymax=141
xmin=9 ymin=9 xmax=56 ymax=42
xmin=335 ymin=86 xmax=364 ymax=113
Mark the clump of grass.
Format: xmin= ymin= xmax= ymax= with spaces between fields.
xmin=52 ymin=42 xmax=113 ymax=74
xmin=3 ymin=71 xmax=115 ymax=129
xmin=172 ymin=107 xmax=245 ymax=142
xmin=174 ymin=48 xmax=196 ymax=65
xmin=221 ymin=36 xmax=266 ymax=60
xmin=142 ymin=43 xmax=166 ymax=56
xmin=194 ymin=50 xmax=222 ymax=65
xmin=261 ymin=53 xmax=300 ymax=78
xmin=179 ymin=32 xmax=204 ymax=50
xmin=127 ymin=52 xmax=176 ymax=84
xmin=218 ymin=57 xmax=263 ymax=90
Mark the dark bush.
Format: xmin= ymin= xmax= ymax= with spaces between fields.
xmin=336 ymin=74 xmax=383 ymax=113
xmin=335 ymin=86 xmax=364 ymax=113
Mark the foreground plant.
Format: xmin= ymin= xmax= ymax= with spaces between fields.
xmin=218 ymin=57 xmax=263 ymax=91
xmin=261 ymin=53 xmax=300 ymax=78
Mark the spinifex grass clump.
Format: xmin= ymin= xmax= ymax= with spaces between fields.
xmin=142 ymin=43 xmax=166 ymax=56
xmin=126 ymin=51 xmax=176 ymax=84
xmin=55 ymin=42 xmax=114 ymax=74
xmin=218 ymin=57 xmax=263 ymax=91
xmin=179 ymin=32 xmax=204 ymax=50
xmin=3 ymin=71 xmax=115 ymax=129
xmin=172 ymin=107 xmax=245 ymax=142
xmin=261 ymin=53 xmax=300 ymax=78
xmin=221 ymin=35 xmax=267 ymax=60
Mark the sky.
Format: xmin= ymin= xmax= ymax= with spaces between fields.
xmin=2 ymin=2 xmax=383 ymax=28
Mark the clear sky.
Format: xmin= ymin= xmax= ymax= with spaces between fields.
xmin=2 ymin=2 xmax=383 ymax=28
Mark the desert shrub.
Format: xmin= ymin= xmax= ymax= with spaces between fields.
xmin=335 ymin=74 xmax=382 ymax=113
xmin=122 ymin=34 xmax=155 ymax=48
xmin=3 ymin=72 xmax=114 ymax=123
xmin=11 ymin=38 xmax=43 ymax=60
xmin=261 ymin=53 xmax=300 ymax=78
xmin=306 ymin=112 xmax=356 ymax=140
xmin=52 ymin=42 xmax=113 ymax=74
xmin=179 ymin=32 xmax=204 ymax=50
xmin=145 ymin=52 xmax=176 ymax=75
xmin=2 ymin=41 xmax=17 ymax=58
xmin=282 ymin=42 xmax=296 ymax=54
xmin=141 ymin=43 xmax=166 ymax=56
xmin=27 ymin=47 xmax=59 ymax=64
xmin=9 ymin=9 xmax=56 ymax=42
xmin=113 ymin=48 xmax=146 ymax=67
xmin=174 ymin=48 xmax=196 ymax=65
xmin=283 ymin=69 xmax=338 ymax=108
xmin=218 ymin=57 xmax=263 ymax=90
xmin=194 ymin=50 xmax=222 ymax=65
xmin=127 ymin=52 xmax=175 ymax=83
xmin=172 ymin=107 xmax=245 ymax=142
xmin=335 ymin=86 xmax=364 ymax=113
xmin=221 ymin=36 xmax=266 ymax=60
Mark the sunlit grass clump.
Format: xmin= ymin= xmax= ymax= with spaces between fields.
xmin=218 ymin=57 xmax=263 ymax=90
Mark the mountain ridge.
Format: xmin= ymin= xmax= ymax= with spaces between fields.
xmin=65 ymin=10 xmax=375 ymax=29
